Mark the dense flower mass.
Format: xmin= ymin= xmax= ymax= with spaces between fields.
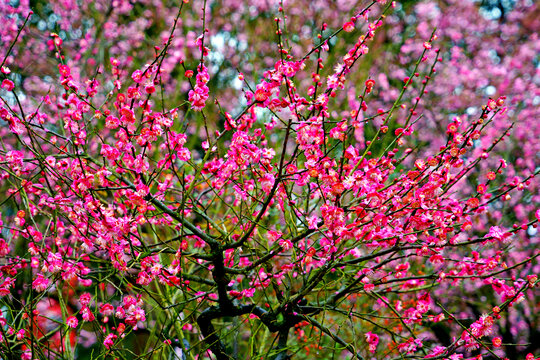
xmin=0 ymin=0 xmax=538 ymax=359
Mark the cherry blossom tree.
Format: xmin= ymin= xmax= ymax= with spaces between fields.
xmin=0 ymin=0 xmax=538 ymax=359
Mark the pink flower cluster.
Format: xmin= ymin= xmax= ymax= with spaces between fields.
xmin=188 ymin=64 xmax=210 ymax=111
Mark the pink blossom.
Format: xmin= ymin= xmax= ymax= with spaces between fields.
xmin=487 ymin=226 xmax=506 ymax=241
xmin=66 ymin=316 xmax=78 ymax=328
xmin=32 ymin=274 xmax=49 ymax=292
xmin=103 ymin=333 xmax=117 ymax=349
xmin=1 ymin=79 xmax=14 ymax=91
xmin=365 ymin=332 xmax=379 ymax=353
